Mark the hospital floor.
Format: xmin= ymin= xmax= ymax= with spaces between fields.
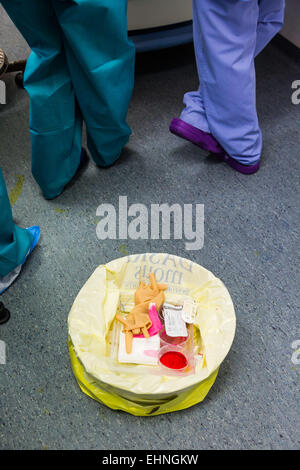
xmin=0 ymin=11 xmax=299 ymax=450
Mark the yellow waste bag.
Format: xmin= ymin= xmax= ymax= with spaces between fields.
xmin=68 ymin=253 xmax=236 ymax=416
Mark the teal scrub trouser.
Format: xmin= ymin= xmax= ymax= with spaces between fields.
xmin=1 ymin=0 xmax=135 ymax=199
xmin=0 ymin=169 xmax=33 ymax=278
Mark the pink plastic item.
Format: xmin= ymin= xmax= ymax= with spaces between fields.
xmin=144 ymin=350 xmax=159 ymax=358
xmin=134 ymin=303 xmax=163 ymax=338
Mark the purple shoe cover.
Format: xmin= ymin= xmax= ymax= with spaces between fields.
xmin=221 ymin=153 xmax=260 ymax=175
xmin=170 ymin=117 xmax=224 ymax=154
xmin=170 ymin=117 xmax=260 ymax=174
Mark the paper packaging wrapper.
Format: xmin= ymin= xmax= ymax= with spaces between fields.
xmin=68 ymin=253 xmax=236 ymax=416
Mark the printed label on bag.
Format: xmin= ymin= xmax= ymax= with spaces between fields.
xmin=181 ymin=298 xmax=196 ymax=324
xmin=163 ymin=307 xmax=188 ymax=337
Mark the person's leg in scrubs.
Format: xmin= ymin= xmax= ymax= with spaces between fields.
xmin=1 ymin=0 xmax=135 ymax=199
xmin=0 ymin=169 xmax=40 ymax=295
xmin=170 ymin=0 xmax=285 ymax=174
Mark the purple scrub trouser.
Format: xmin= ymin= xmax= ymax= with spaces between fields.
xmin=180 ymin=0 xmax=285 ymax=165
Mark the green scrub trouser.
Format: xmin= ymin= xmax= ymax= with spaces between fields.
xmin=1 ymin=0 xmax=135 ymax=199
xmin=0 ymin=169 xmax=33 ymax=278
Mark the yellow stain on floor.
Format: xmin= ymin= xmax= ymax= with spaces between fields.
xmin=9 ymin=175 xmax=24 ymax=207
xmin=120 ymin=244 xmax=129 ymax=256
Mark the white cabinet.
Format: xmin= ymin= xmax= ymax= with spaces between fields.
xmin=127 ymin=0 xmax=193 ymax=31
